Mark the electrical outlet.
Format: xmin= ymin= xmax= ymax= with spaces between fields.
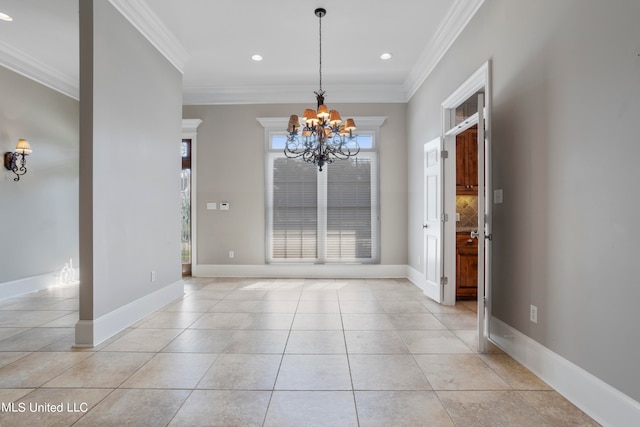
xmin=151 ymin=270 xmax=156 ymax=282
xmin=228 ymin=251 xmax=235 ymax=259
xmin=530 ymin=304 xmax=538 ymax=323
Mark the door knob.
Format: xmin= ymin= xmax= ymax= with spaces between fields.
xmin=470 ymin=230 xmax=493 ymax=241
xmin=423 ymin=224 xmax=429 ymax=229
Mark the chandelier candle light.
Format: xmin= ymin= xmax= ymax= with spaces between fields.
xmin=285 ymin=7 xmax=359 ymax=171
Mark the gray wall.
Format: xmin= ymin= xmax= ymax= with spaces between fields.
xmin=79 ymin=0 xmax=183 ymax=320
xmin=183 ymin=103 xmax=408 ymax=266
xmin=408 ymin=0 xmax=640 ymax=401
xmin=0 ymin=66 xmax=78 ymax=284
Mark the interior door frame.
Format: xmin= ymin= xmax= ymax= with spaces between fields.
xmin=441 ymin=61 xmax=492 ymax=350
xmin=181 ymin=138 xmax=193 ymax=276
xmin=182 ymin=119 xmax=202 ymax=276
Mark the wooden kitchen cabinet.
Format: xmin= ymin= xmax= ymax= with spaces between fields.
xmin=456 ymin=125 xmax=478 ymax=195
xmin=456 ymin=233 xmax=478 ymax=300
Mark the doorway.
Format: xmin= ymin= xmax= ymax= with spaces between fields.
xmin=181 ymin=139 xmax=192 ymax=276
xmin=455 ymin=124 xmax=479 ymax=301
xmin=441 ymin=62 xmax=492 ymax=352
xmin=182 ymin=119 xmax=202 ymax=277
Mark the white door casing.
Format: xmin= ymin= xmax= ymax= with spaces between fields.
xmin=476 ymin=92 xmax=487 ymax=352
xmin=441 ymin=61 xmax=491 ymax=352
xmin=422 ymin=137 xmax=443 ymax=303
xmin=182 ymin=119 xmax=202 ymax=276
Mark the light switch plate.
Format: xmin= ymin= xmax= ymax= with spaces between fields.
xmin=494 ymin=189 xmax=503 ymax=204
xmin=530 ymin=304 xmax=538 ymax=323
xmin=206 ymin=202 xmax=217 ymax=210
xmin=220 ymin=202 xmax=230 ymax=211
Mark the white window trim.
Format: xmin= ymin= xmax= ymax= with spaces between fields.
xmin=259 ymin=116 xmax=385 ymax=265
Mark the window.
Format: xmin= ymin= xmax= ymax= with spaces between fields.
xmin=266 ymin=131 xmax=379 ymax=263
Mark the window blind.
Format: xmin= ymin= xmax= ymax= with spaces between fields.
xmin=271 ymin=158 xmax=318 ymax=259
xmin=325 ymin=157 xmax=374 ymax=260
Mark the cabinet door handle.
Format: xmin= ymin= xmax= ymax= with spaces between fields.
xmin=470 ymin=230 xmax=479 ymax=239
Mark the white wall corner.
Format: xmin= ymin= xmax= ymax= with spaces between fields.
xmin=74 ymin=280 xmax=184 ymax=347
xmin=490 ymin=316 xmax=640 ymax=427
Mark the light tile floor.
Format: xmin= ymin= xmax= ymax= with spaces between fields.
xmin=0 ymin=278 xmax=600 ymax=426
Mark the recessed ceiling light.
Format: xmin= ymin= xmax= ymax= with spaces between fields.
xmin=0 ymin=12 xmax=13 ymax=22
xmin=380 ymin=52 xmax=393 ymax=60
xmin=251 ymin=54 xmax=263 ymax=62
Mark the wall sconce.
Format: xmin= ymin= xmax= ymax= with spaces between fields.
xmin=4 ymin=139 xmax=32 ymax=182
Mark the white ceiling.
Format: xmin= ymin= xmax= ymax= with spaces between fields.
xmin=0 ymin=0 xmax=484 ymax=104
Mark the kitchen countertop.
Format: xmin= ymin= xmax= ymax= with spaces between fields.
xmin=456 ymin=227 xmax=477 ymax=233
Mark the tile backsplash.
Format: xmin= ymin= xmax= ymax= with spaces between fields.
xmin=456 ymin=195 xmax=478 ymax=230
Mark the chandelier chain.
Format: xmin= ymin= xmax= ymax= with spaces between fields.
xmin=318 ymin=11 xmax=322 ymax=92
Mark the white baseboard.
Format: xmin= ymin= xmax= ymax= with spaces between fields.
xmin=406 ymin=265 xmax=439 ymax=301
xmin=490 ymin=316 xmax=640 ymax=427
xmin=1 ymin=265 xmax=80 ymax=301
xmin=74 ymin=280 xmax=184 ymax=348
xmin=0 ymin=273 xmax=62 ymax=301
xmin=193 ymin=264 xmax=407 ymax=279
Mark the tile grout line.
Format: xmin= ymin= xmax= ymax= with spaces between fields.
xmin=260 ymin=288 xmax=302 ymax=427
xmin=338 ymin=291 xmax=361 ymax=427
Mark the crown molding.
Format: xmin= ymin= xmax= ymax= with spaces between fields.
xmin=108 ymin=0 xmax=190 ymax=73
xmin=0 ymin=40 xmax=79 ymax=100
xmin=0 ymin=0 xmax=483 ymax=105
xmin=0 ymin=0 xmax=190 ymax=99
xmin=183 ymin=0 xmax=486 ymax=108
xmin=182 ymin=119 xmax=203 ymax=134
xmin=404 ymin=0 xmax=485 ymax=100
xmin=183 ymin=84 xmax=408 ymax=105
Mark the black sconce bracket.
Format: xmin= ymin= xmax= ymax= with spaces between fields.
xmin=4 ymin=151 xmax=27 ymax=181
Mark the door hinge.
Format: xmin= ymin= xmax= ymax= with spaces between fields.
xmin=441 ymin=150 xmax=448 ymax=159
xmin=441 ymin=213 xmax=449 ymax=222
xmin=440 ymin=277 xmax=448 ymax=286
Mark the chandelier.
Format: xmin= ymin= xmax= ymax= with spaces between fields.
xmin=285 ymin=7 xmax=359 ymax=172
